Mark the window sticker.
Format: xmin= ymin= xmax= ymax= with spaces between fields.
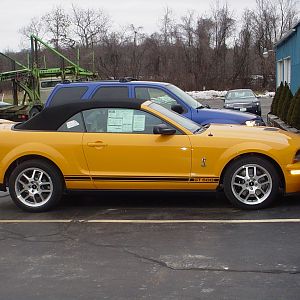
xmin=133 ymin=115 xmax=145 ymax=131
xmin=66 ymin=120 xmax=80 ymax=129
xmin=107 ymin=109 xmax=134 ymax=132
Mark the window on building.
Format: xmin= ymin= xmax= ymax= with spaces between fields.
xmin=277 ymin=57 xmax=291 ymax=87
xmin=284 ymin=58 xmax=291 ymax=86
xmin=277 ymin=60 xmax=283 ymax=87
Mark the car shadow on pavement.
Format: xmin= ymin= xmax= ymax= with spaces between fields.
xmin=0 ymin=191 xmax=299 ymax=219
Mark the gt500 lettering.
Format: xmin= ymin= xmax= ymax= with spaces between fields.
xmin=191 ymin=177 xmax=219 ymax=183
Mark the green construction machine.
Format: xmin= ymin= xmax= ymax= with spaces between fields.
xmin=0 ymin=35 xmax=96 ymax=121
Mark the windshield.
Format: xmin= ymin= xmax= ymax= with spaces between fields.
xmin=149 ymin=102 xmax=202 ymax=133
xmin=167 ymin=84 xmax=203 ymax=109
xmin=226 ymin=90 xmax=256 ymax=100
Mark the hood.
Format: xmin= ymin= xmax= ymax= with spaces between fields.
xmin=197 ymin=107 xmax=260 ymax=122
xmin=206 ymin=124 xmax=300 ymax=147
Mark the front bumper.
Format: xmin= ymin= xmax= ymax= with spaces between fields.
xmin=224 ymin=106 xmax=261 ymax=116
xmin=285 ymin=163 xmax=300 ymax=193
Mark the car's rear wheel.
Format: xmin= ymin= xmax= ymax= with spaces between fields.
xmin=223 ymin=156 xmax=280 ymax=209
xmin=9 ymin=160 xmax=63 ymax=212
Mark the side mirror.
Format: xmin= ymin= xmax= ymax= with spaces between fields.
xmin=171 ymin=104 xmax=184 ymax=114
xmin=153 ymin=124 xmax=176 ymax=135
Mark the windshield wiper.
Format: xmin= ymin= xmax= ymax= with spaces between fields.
xmin=193 ymin=124 xmax=210 ymax=134
xmin=193 ymin=127 xmax=204 ymax=134
xmin=196 ymin=104 xmax=211 ymax=109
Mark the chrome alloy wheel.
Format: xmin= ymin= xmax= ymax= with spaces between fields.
xmin=15 ymin=167 xmax=53 ymax=207
xmin=231 ymin=164 xmax=272 ymax=205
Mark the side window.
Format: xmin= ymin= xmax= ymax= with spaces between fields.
xmin=58 ymin=112 xmax=85 ymax=132
xmin=92 ymin=87 xmax=129 ymax=100
xmin=82 ymin=108 xmax=180 ymax=134
xmin=135 ymin=87 xmax=178 ymax=110
xmin=50 ymin=87 xmax=88 ymax=107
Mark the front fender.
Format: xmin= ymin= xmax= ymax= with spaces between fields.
xmin=215 ymin=142 xmax=283 ymax=176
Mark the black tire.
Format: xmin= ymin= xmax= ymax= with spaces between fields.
xmin=9 ymin=159 xmax=63 ymax=212
xmin=223 ymin=156 xmax=281 ymax=210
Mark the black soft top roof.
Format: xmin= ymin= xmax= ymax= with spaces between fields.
xmin=16 ymin=98 xmax=146 ymax=131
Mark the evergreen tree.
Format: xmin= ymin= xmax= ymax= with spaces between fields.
xmin=276 ymin=83 xmax=288 ymax=119
xmin=280 ymin=85 xmax=293 ymax=122
xmin=290 ymin=91 xmax=300 ymax=130
xmin=287 ymin=88 xmax=300 ymax=125
xmin=271 ymin=82 xmax=284 ymax=115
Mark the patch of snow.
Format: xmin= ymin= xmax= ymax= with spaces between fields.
xmin=186 ymin=90 xmax=275 ymax=99
xmin=258 ymin=91 xmax=275 ymax=98
xmin=186 ymin=90 xmax=227 ymax=100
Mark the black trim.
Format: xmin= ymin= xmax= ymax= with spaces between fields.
xmin=64 ymin=175 xmax=220 ymax=183
xmin=92 ymin=176 xmax=189 ymax=182
xmin=64 ymin=176 xmax=91 ymax=181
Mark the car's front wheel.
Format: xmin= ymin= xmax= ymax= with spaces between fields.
xmin=223 ymin=156 xmax=281 ymax=209
xmin=9 ymin=160 xmax=63 ymax=212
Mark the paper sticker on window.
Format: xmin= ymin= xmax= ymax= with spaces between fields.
xmin=133 ymin=115 xmax=145 ymax=131
xmin=66 ymin=120 xmax=80 ymax=129
xmin=107 ymin=109 xmax=134 ymax=132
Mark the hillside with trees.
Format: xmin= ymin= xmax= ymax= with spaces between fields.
xmin=0 ymin=0 xmax=298 ymax=91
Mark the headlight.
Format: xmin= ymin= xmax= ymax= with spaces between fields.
xmin=293 ymin=150 xmax=300 ymax=163
xmin=253 ymin=101 xmax=260 ymax=106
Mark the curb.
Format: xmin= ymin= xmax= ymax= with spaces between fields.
xmin=267 ymin=114 xmax=300 ymax=133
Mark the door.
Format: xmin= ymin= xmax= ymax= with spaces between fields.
xmin=81 ymin=107 xmax=192 ymax=189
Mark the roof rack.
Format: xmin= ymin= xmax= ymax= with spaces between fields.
xmin=119 ymin=77 xmax=138 ymax=83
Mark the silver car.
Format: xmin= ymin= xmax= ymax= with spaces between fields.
xmin=224 ymin=89 xmax=261 ymax=116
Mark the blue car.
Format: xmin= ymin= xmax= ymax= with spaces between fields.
xmin=45 ymin=80 xmax=265 ymax=126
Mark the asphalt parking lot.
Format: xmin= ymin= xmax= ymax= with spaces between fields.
xmin=1 ymin=96 xmax=300 ymax=299
xmin=200 ymin=96 xmax=272 ymax=121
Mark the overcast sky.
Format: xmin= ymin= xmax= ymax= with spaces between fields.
xmin=1 ymin=0 xmax=262 ymax=52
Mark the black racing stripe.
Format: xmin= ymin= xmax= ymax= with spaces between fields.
xmin=64 ymin=175 xmax=220 ymax=183
xmin=65 ymin=176 xmax=91 ymax=181
xmin=92 ymin=176 xmax=189 ymax=182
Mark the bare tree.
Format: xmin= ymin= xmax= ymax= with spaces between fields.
xmin=96 ymin=31 xmax=128 ymax=79
xmin=72 ymin=6 xmax=110 ymax=49
xmin=12 ymin=2 xmax=299 ymax=91
xmin=43 ymin=7 xmax=74 ymax=49
xmin=277 ymin=0 xmax=298 ymax=40
xmin=232 ymin=10 xmax=253 ymax=87
xmin=19 ymin=17 xmax=46 ymax=39
xmin=125 ymin=25 xmax=146 ymax=78
xmin=211 ymin=0 xmax=235 ymax=88
xmin=160 ymin=7 xmax=177 ymax=45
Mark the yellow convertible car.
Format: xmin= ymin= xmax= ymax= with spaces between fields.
xmin=0 ymin=99 xmax=299 ymax=212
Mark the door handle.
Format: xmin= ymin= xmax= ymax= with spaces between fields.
xmin=87 ymin=141 xmax=108 ymax=148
